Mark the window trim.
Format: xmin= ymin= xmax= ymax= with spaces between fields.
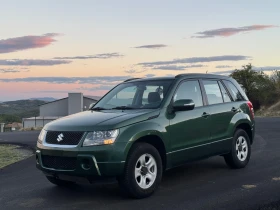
xmin=218 ymin=80 xmax=233 ymax=103
xmin=222 ymin=79 xmax=245 ymax=102
xmin=171 ymin=79 xmax=205 ymax=108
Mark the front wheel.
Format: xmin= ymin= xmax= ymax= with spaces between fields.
xmin=118 ymin=142 xmax=163 ymax=199
xmin=224 ymin=129 xmax=251 ymax=169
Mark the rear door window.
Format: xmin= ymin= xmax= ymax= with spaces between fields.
xmin=202 ymin=80 xmax=223 ymax=105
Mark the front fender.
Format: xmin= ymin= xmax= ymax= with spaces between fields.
xmin=116 ymin=117 xmax=169 ymax=162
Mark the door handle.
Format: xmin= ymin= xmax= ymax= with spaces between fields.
xmin=231 ymin=107 xmax=238 ymax=112
xmin=202 ymin=112 xmax=210 ymax=118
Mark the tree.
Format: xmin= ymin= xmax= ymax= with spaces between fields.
xmin=270 ymin=70 xmax=280 ymax=95
xmin=230 ymin=64 xmax=279 ymax=110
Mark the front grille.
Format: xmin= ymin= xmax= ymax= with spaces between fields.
xmin=45 ymin=131 xmax=84 ymax=145
xmin=42 ymin=155 xmax=77 ymax=170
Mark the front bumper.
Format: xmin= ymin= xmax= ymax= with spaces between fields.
xmin=36 ymin=142 xmax=126 ymax=178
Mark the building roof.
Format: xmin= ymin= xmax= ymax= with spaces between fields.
xmin=40 ymin=95 xmax=100 ymax=106
xmin=84 ymin=95 xmax=102 ymax=101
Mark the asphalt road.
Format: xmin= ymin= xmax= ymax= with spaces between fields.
xmin=0 ymin=118 xmax=280 ymax=210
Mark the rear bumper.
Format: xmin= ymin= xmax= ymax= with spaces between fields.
xmin=251 ymin=122 xmax=255 ymax=144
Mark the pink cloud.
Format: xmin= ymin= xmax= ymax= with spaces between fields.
xmin=192 ymin=25 xmax=278 ymax=38
xmin=0 ymin=33 xmax=60 ymax=53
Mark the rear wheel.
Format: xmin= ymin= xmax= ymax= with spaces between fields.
xmin=118 ymin=142 xmax=162 ymax=199
xmin=224 ymin=129 xmax=251 ymax=169
xmin=46 ymin=176 xmax=76 ymax=187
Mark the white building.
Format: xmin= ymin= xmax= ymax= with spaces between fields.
xmin=23 ymin=93 xmax=101 ymax=128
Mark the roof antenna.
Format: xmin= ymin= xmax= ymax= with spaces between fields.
xmin=206 ymin=70 xmax=208 ymax=74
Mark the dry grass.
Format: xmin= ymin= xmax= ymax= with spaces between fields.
xmin=256 ymin=101 xmax=280 ymax=117
xmin=19 ymin=127 xmax=43 ymax=131
xmin=0 ymin=145 xmax=33 ymax=169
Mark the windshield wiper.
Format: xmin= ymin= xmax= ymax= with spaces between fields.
xmin=112 ymin=106 xmax=136 ymax=110
xmin=91 ymin=107 xmax=108 ymax=111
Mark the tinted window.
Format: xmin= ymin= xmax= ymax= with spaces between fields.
xmin=107 ymin=86 xmax=136 ymax=107
xmin=202 ymin=80 xmax=223 ymax=105
xmin=142 ymin=86 xmax=163 ymax=105
xmin=94 ymin=80 xmax=173 ymax=109
xmin=174 ymin=80 xmax=203 ymax=107
xmin=218 ymin=81 xmax=232 ymax=103
xmin=223 ymin=80 xmax=244 ymax=101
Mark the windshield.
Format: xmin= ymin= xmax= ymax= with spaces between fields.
xmin=93 ymin=79 xmax=173 ymax=110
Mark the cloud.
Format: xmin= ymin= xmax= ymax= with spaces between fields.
xmin=216 ymin=65 xmax=233 ymax=68
xmin=253 ymin=66 xmax=280 ymax=71
xmin=83 ymin=85 xmax=115 ymax=91
xmin=0 ymin=76 xmax=130 ymax=84
xmin=212 ymin=66 xmax=280 ymax=75
xmin=192 ymin=25 xmax=278 ymax=38
xmin=152 ymin=64 xmax=206 ymax=71
xmin=138 ymin=55 xmax=250 ymax=66
xmin=34 ymin=90 xmax=73 ymax=93
xmin=0 ymin=33 xmax=60 ymax=53
xmin=134 ymin=44 xmax=168 ymax=49
xmin=145 ymin=74 xmax=156 ymax=78
xmin=124 ymin=69 xmax=147 ymax=74
xmin=0 ymin=67 xmax=30 ymax=73
xmin=53 ymin=52 xmax=123 ymax=60
xmin=165 ymin=74 xmax=175 ymax=77
xmin=0 ymin=59 xmax=71 ymax=66
xmin=0 ymin=68 xmax=20 ymax=73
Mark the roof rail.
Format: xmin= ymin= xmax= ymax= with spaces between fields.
xmin=124 ymin=78 xmax=141 ymax=82
xmin=175 ymin=74 xmax=189 ymax=78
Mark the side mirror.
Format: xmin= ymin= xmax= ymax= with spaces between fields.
xmin=88 ymin=103 xmax=95 ymax=110
xmin=173 ymin=99 xmax=195 ymax=111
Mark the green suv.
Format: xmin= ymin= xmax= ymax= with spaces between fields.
xmin=36 ymin=73 xmax=255 ymax=198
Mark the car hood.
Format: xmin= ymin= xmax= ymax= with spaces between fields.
xmin=44 ymin=109 xmax=160 ymax=131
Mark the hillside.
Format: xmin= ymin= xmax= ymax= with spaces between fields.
xmin=29 ymin=97 xmax=56 ymax=102
xmin=0 ymin=100 xmax=46 ymax=123
xmin=256 ymin=100 xmax=280 ymax=117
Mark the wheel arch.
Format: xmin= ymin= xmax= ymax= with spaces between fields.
xmin=123 ymin=132 xmax=168 ymax=171
xmin=234 ymin=121 xmax=253 ymax=144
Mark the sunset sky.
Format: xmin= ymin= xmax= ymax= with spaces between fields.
xmin=1 ymin=0 xmax=280 ymax=101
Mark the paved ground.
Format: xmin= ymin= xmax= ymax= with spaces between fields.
xmin=0 ymin=118 xmax=280 ymax=210
xmin=0 ymin=131 xmax=40 ymax=149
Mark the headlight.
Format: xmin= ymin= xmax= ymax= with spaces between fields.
xmin=38 ymin=129 xmax=47 ymax=143
xmin=83 ymin=129 xmax=119 ymax=146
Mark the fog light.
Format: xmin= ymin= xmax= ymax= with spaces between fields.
xmin=81 ymin=159 xmax=91 ymax=170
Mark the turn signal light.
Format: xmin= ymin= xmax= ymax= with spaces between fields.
xmin=104 ymin=139 xmax=114 ymax=145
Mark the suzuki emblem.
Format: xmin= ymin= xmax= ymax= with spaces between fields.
xmin=57 ymin=133 xmax=64 ymax=142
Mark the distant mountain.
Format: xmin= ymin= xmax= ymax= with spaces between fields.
xmin=0 ymin=100 xmax=46 ymax=123
xmin=29 ymin=97 xmax=57 ymax=102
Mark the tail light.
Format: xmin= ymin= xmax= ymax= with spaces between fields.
xmin=247 ymin=101 xmax=254 ymax=119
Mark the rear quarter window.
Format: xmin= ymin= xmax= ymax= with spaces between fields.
xmin=222 ymin=80 xmax=244 ymax=101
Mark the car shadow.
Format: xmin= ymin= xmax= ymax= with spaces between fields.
xmin=39 ymin=156 xmax=228 ymax=202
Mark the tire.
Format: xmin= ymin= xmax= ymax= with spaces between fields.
xmin=46 ymin=176 xmax=76 ymax=187
xmin=224 ymin=129 xmax=251 ymax=169
xmin=118 ymin=142 xmax=163 ymax=199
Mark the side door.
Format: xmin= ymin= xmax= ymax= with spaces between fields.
xmin=167 ymin=80 xmax=212 ymax=166
xmin=201 ymin=79 xmax=235 ymax=154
